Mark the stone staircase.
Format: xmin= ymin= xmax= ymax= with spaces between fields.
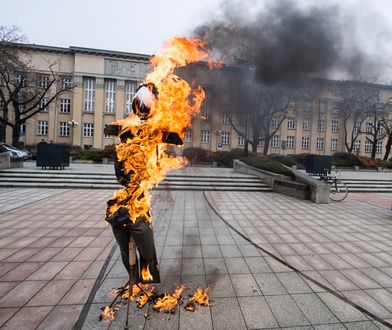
xmin=0 ymin=168 xmax=271 ymax=192
xmin=341 ymin=178 xmax=392 ymax=193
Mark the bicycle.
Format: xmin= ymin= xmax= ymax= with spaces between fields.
xmin=319 ymin=169 xmax=348 ymax=202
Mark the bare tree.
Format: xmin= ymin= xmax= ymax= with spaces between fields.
xmin=0 ymin=26 xmax=73 ymax=146
xmin=381 ymin=117 xmax=392 ymax=160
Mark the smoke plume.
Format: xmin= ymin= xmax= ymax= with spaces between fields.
xmin=194 ymin=0 xmax=390 ymax=84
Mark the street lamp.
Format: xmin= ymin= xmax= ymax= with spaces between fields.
xmin=67 ymin=120 xmax=79 ymax=146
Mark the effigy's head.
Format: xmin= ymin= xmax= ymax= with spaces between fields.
xmin=132 ymin=83 xmax=158 ymax=120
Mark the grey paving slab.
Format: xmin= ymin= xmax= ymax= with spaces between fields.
xmin=238 ymin=296 xmax=279 ymax=329
xmin=210 ymin=297 xmax=247 ymax=330
xmin=254 ymin=273 xmax=287 ymax=295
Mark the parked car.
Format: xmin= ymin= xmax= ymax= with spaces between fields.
xmin=0 ymin=143 xmax=30 ymax=160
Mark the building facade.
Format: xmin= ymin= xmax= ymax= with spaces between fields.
xmin=3 ymin=44 xmax=392 ymax=158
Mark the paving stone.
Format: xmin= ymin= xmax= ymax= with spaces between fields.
xmin=340 ymin=269 xmax=381 ymax=289
xmin=220 ymin=245 xmax=242 ymax=258
xmin=265 ymin=294 xmax=310 ymax=327
xmin=365 ymin=289 xmax=392 ymax=313
xmin=60 ymin=279 xmax=96 ymax=304
xmin=319 ymin=270 xmax=359 ymax=291
xmin=238 ymin=296 xmax=279 ymax=329
xmin=203 ymin=258 xmax=228 ymax=275
xmin=230 ymin=274 xmax=261 ymax=296
xmin=26 ymin=280 xmax=75 ymax=306
xmin=313 ymin=324 xmax=347 ymax=330
xmin=210 ymin=297 xmax=247 ymax=330
xmin=343 ymin=321 xmax=380 ymax=329
xmin=0 ymin=281 xmax=19 ymax=299
xmin=55 ymin=261 xmax=93 ymax=280
xmin=182 ymin=258 xmax=204 ymax=276
xmin=292 ymin=293 xmax=339 ymax=325
xmin=317 ymin=292 xmax=370 ymax=322
xmin=201 ymin=245 xmax=222 ymax=258
xmin=224 ymin=257 xmax=250 ymax=274
xmin=1 ymin=306 xmax=52 ymax=330
xmin=182 ymin=246 xmax=202 ymax=259
xmin=0 ymin=308 xmax=18 ymax=327
xmin=159 ymin=258 xmax=181 ymax=276
xmin=1 ymin=262 xmax=44 ymax=281
xmin=0 ymin=280 xmax=48 ymax=307
xmin=244 ymin=256 xmax=272 ymax=273
xmin=237 ymin=244 xmax=261 ymax=257
xmin=254 ymin=273 xmax=287 ymax=295
xmin=37 ymin=304 xmax=83 ymax=330
xmin=26 ymin=261 xmax=68 ymax=280
xmin=179 ymin=304 xmax=213 ymax=330
xmin=206 ymin=274 xmax=236 ymax=298
xmin=277 ymin=272 xmax=313 ymax=294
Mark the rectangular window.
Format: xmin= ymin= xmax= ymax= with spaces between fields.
xmin=83 ymin=123 xmax=94 ymax=137
xmin=105 ymin=80 xmax=116 ymax=113
xmin=222 ymin=113 xmax=230 ymax=125
xmin=200 ymin=130 xmax=210 ymax=143
xmin=257 ymin=138 xmax=263 ymax=147
xmin=103 ymin=124 xmax=112 ymax=138
xmin=317 ymin=119 xmax=325 ymax=132
xmin=37 ymin=120 xmax=48 ymax=135
xmin=301 ymin=137 xmax=309 ymax=150
xmin=286 ymin=136 xmax=295 ymax=148
xmin=354 ymin=122 xmax=361 ymax=135
xmin=365 ymin=140 xmax=372 ymax=153
xmin=316 ymin=138 xmax=324 ymax=150
xmin=238 ymin=135 xmax=245 ymax=146
xmin=221 ymin=132 xmax=230 ymax=145
xmin=271 ymin=116 xmax=279 ymax=129
xmin=331 ymin=120 xmax=339 ymax=133
xmin=287 ymin=117 xmax=296 ymax=129
xmin=303 ymin=118 xmax=310 ymax=130
xmin=59 ymin=122 xmax=70 ymax=136
xmin=84 ymin=78 xmax=95 ymax=112
xmin=304 ymin=102 xmax=311 ymax=113
xmin=365 ymin=122 xmax=373 ymax=134
xmin=376 ymin=142 xmax=382 ymax=153
xmin=39 ymin=98 xmax=48 ymax=112
xmin=40 ymin=75 xmax=49 ymax=89
xmin=239 ymin=115 xmax=246 ymax=126
xmin=20 ymin=124 xmax=26 ymax=136
xmin=60 ymin=99 xmax=71 ymax=113
xmin=185 ymin=129 xmax=192 ymax=143
xmin=354 ymin=140 xmax=361 ymax=151
xmin=62 ymin=77 xmax=72 ymax=89
xmin=201 ymin=88 xmax=211 ymax=120
xmin=125 ymin=80 xmax=138 ymax=114
xmin=332 ymin=102 xmax=340 ymax=114
xmin=271 ymin=135 xmax=279 ymax=148
xmin=331 ymin=139 xmax=338 ymax=151
xmin=289 ymin=101 xmax=295 ymax=111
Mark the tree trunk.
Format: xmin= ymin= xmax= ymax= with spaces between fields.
xmin=12 ymin=122 xmax=21 ymax=147
xmin=383 ymin=135 xmax=392 ymax=161
xmin=0 ymin=121 xmax=6 ymax=143
xmin=263 ymin=138 xmax=270 ymax=156
xmin=371 ymin=141 xmax=377 ymax=160
xmin=251 ymin=141 xmax=258 ymax=153
xmin=243 ymin=141 xmax=249 ymax=157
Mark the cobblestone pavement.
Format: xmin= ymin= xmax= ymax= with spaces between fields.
xmin=82 ymin=190 xmax=392 ymax=330
xmin=0 ymin=187 xmax=391 ymax=329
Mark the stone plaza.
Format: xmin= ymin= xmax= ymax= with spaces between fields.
xmin=0 ymin=170 xmax=391 ymax=329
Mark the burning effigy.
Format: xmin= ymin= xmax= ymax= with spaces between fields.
xmin=102 ymin=36 xmax=216 ymax=323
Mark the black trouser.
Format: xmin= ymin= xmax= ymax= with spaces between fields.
xmin=111 ymin=217 xmax=160 ymax=284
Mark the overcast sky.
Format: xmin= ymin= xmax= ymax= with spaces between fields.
xmin=1 ymin=0 xmax=391 ymax=63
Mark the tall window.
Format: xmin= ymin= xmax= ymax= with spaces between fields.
xmin=287 ymin=117 xmax=296 ymax=129
xmin=376 ymin=142 xmax=382 ymax=153
xmin=271 ymin=116 xmax=279 ymax=129
xmin=289 ymin=101 xmax=295 ymax=111
xmin=332 ymin=102 xmax=340 ymax=114
xmin=303 ymin=118 xmax=310 ymax=130
xmin=60 ymin=99 xmax=71 ymax=113
xmin=221 ymin=132 xmax=230 ymax=145
xmin=286 ymin=136 xmax=295 ymax=148
xmin=84 ymin=78 xmax=95 ymax=112
xmin=40 ymin=75 xmax=49 ymax=89
xmin=39 ymin=98 xmax=48 ymax=112
xmin=105 ymin=80 xmax=116 ymax=113
xmin=238 ymin=135 xmax=245 ymax=146
xmin=201 ymin=88 xmax=211 ymax=120
xmin=222 ymin=113 xmax=230 ymax=125
xmin=365 ymin=140 xmax=372 ymax=153
xmin=104 ymin=124 xmax=112 ymax=138
xmin=354 ymin=122 xmax=361 ymax=135
xmin=304 ymin=102 xmax=311 ymax=113
xmin=319 ymin=102 xmax=326 ymax=113
xmin=316 ymin=138 xmax=324 ymax=150
xmin=354 ymin=140 xmax=361 ymax=152
xmin=365 ymin=122 xmax=373 ymax=134
xmin=317 ymin=119 xmax=325 ymax=132
xmin=301 ymin=137 xmax=309 ymax=150
xmin=37 ymin=121 xmax=48 ymax=135
xmin=185 ymin=129 xmax=192 ymax=143
xmin=125 ymin=81 xmax=138 ymax=114
xmin=83 ymin=123 xmax=94 ymax=137
xmin=200 ymin=130 xmax=210 ymax=143
xmin=59 ymin=122 xmax=70 ymax=136
xmin=331 ymin=120 xmax=339 ymax=133
xmin=331 ymin=139 xmax=338 ymax=151
xmin=271 ymin=135 xmax=279 ymax=148
xmin=62 ymin=77 xmax=72 ymax=89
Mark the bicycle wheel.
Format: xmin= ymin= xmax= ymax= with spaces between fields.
xmin=330 ymin=179 xmax=348 ymax=201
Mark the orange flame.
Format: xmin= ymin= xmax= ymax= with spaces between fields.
xmin=153 ymin=284 xmax=186 ymax=313
xmin=141 ymin=265 xmax=153 ymax=282
xmin=107 ymin=37 xmax=216 ymax=225
xmin=189 ymin=287 xmax=211 ymax=306
xmin=100 ymin=305 xmax=119 ymax=321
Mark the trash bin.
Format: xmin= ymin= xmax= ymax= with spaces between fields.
xmin=305 ymin=155 xmax=331 ymax=175
xmin=36 ymin=144 xmax=70 ymax=169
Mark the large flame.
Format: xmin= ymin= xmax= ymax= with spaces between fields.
xmin=107 ymin=37 xmax=210 ymax=224
xmin=153 ymin=284 xmax=186 ymax=313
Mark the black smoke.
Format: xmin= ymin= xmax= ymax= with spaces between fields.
xmin=194 ymin=0 xmax=383 ymax=84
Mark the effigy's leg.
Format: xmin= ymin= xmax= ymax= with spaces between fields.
xmin=129 ymin=216 xmax=161 ymax=284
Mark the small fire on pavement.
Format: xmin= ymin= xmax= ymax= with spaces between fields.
xmin=99 ymin=283 xmax=211 ymax=321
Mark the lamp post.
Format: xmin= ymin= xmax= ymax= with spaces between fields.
xmin=67 ymin=120 xmax=79 ymax=146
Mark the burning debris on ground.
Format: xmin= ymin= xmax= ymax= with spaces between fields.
xmin=99 ymin=283 xmax=211 ymax=321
